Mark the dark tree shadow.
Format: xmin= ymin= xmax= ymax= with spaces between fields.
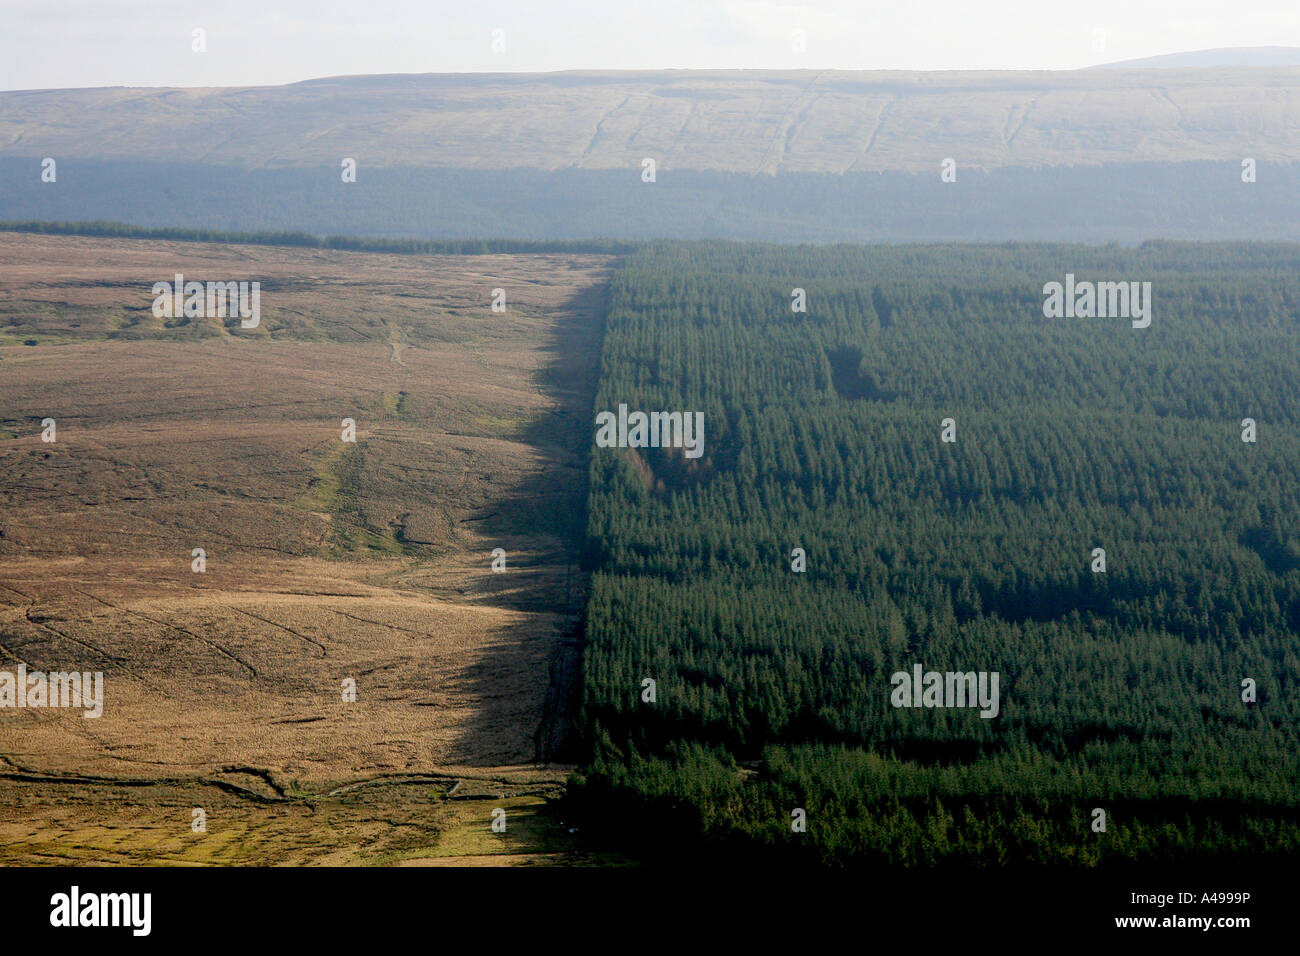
xmin=448 ymin=274 xmax=611 ymax=766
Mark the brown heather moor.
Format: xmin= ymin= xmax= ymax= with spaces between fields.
xmin=0 ymin=232 xmax=622 ymax=865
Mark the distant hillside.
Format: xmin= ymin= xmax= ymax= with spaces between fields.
xmin=1096 ymin=47 xmax=1300 ymax=70
xmin=3 ymin=68 xmax=1300 ymax=174
xmin=2 ymin=69 xmax=1298 ymax=241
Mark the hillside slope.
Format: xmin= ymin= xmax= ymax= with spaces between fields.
xmin=4 ymin=68 xmax=1300 ymax=173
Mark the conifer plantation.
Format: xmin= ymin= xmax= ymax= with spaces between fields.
xmin=571 ymin=241 xmax=1300 ymax=865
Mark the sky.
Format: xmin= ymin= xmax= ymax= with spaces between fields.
xmin=1 ymin=0 xmax=1299 ymax=91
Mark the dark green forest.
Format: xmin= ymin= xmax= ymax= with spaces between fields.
xmin=569 ymin=240 xmax=1300 ymax=866
xmin=0 ymin=219 xmax=639 ymax=255
xmin=3 ymin=159 xmax=1299 ymax=243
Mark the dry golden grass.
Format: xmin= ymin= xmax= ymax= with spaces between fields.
xmin=0 ymin=233 xmax=613 ymax=864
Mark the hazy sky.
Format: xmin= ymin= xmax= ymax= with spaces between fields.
xmin=2 ymin=0 xmax=1298 ymax=90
